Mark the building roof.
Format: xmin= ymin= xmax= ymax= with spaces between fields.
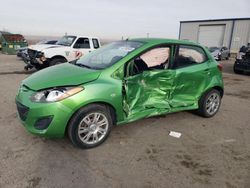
xmin=180 ymin=17 xmax=250 ymax=23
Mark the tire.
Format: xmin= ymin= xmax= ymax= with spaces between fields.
xmin=233 ymin=65 xmax=243 ymax=74
xmin=49 ymin=58 xmax=66 ymax=66
xmin=197 ymin=89 xmax=221 ymax=118
xmin=67 ymin=104 xmax=113 ymax=149
xmin=217 ymin=55 xmax=221 ymax=61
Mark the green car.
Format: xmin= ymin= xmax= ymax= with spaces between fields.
xmin=16 ymin=38 xmax=224 ymax=148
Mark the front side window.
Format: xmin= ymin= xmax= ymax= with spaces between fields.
xmin=56 ymin=36 xmax=76 ymax=46
xmin=75 ymin=41 xmax=144 ymax=69
xmin=173 ymin=45 xmax=207 ymax=69
xmin=126 ymin=46 xmax=170 ymax=77
xmin=73 ymin=38 xmax=90 ymax=49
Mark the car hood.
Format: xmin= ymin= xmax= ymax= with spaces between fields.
xmin=28 ymin=44 xmax=62 ymax=52
xmin=22 ymin=63 xmax=101 ymax=90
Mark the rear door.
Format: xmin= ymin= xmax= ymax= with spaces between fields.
xmin=170 ymin=44 xmax=210 ymax=109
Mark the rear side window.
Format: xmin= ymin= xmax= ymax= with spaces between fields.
xmin=73 ymin=38 xmax=90 ymax=49
xmin=173 ymin=45 xmax=207 ymax=69
xmin=92 ymin=39 xmax=100 ymax=49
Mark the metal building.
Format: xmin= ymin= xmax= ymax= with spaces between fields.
xmin=179 ymin=18 xmax=250 ymax=53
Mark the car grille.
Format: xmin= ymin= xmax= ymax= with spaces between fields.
xmin=27 ymin=49 xmax=37 ymax=59
xmin=16 ymin=102 xmax=29 ymax=121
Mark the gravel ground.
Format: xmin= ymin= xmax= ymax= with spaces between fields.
xmin=0 ymin=54 xmax=249 ymax=188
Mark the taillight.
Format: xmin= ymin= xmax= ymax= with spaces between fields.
xmin=217 ymin=63 xmax=223 ymax=71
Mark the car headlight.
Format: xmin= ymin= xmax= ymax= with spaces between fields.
xmin=30 ymin=86 xmax=84 ymax=103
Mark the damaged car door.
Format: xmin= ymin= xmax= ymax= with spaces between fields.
xmin=170 ymin=44 xmax=210 ymax=109
xmin=123 ymin=46 xmax=176 ymax=121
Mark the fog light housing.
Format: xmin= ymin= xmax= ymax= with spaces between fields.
xmin=34 ymin=116 xmax=53 ymax=130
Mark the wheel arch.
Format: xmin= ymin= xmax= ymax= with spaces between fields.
xmin=212 ymin=86 xmax=224 ymax=97
xmin=65 ymin=101 xmax=118 ymax=136
xmin=199 ymin=86 xmax=224 ymax=102
xmin=50 ymin=55 xmax=68 ymax=62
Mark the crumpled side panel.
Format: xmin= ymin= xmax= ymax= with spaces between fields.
xmin=123 ymin=70 xmax=175 ymax=121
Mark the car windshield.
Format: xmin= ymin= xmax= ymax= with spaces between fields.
xmin=75 ymin=41 xmax=144 ymax=69
xmin=56 ymin=36 xmax=76 ymax=46
xmin=209 ymin=47 xmax=220 ymax=52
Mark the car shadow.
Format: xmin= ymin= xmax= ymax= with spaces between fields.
xmin=0 ymin=70 xmax=36 ymax=75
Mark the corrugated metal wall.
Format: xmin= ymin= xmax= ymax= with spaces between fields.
xmin=230 ymin=20 xmax=250 ymax=52
xmin=179 ymin=19 xmax=250 ymax=53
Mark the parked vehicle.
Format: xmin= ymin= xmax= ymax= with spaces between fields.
xmin=24 ymin=35 xmax=101 ymax=70
xmin=36 ymin=40 xmax=58 ymax=45
xmin=16 ymin=38 xmax=224 ymax=148
xmin=209 ymin=46 xmax=230 ymax=60
xmin=17 ymin=40 xmax=58 ymax=69
xmin=234 ymin=46 xmax=250 ymax=74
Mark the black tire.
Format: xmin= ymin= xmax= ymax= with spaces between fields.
xmin=217 ymin=55 xmax=221 ymax=61
xmin=197 ymin=89 xmax=221 ymax=118
xmin=233 ymin=65 xmax=243 ymax=74
xmin=67 ymin=104 xmax=113 ymax=149
xmin=49 ymin=58 xmax=66 ymax=66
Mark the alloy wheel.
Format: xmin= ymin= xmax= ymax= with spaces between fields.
xmin=78 ymin=112 xmax=109 ymax=145
xmin=205 ymin=92 xmax=220 ymax=115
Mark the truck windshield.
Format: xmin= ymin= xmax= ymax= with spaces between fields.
xmin=75 ymin=41 xmax=144 ymax=69
xmin=56 ymin=36 xmax=76 ymax=46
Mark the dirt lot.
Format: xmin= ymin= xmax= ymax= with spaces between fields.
xmin=0 ymin=54 xmax=249 ymax=188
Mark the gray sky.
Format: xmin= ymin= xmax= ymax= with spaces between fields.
xmin=0 ymin=0 xmax=249 ymax=39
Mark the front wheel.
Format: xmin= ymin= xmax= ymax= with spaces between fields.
xmin=68 ymin=104 xmax=113 ymax=149
xmin=49 ymin=58 xmax=66 ymax=66
xmin=197 ymin=89 xmax=221 ymax=118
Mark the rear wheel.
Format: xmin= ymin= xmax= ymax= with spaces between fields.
xmin=49 ymin=58 xmax=66 ymax=66
xmin=197 ymin=89 xmax=221 ymax=118
xmin=68 ymin=104 xmax=113 ymax=149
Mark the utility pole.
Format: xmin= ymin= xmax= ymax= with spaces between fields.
xmin=147 ymin=33 xmax=149 ymax=38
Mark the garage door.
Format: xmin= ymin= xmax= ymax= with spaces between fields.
xmin=198 ymin=25 xmax=225 ymax=47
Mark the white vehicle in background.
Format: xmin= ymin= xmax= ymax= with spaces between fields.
xmin=208 ymin=46 xmax=230 ymax=61
xmin=24 ymin=35 xmax=101 ymax=70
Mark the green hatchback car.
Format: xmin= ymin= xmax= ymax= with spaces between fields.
xmin=16 ymin=38 xmax=224 ymax=148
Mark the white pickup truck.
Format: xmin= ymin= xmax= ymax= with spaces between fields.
xmin=25 ymin=35 xmax=101 ymax=70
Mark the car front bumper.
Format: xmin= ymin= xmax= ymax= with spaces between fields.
xmin=15 ymin=89 xmax=75 ymax=138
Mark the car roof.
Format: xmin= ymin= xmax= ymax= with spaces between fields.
xmin=130 ymin=38 xmax=200 ymax=46
xmin=65 ymin=35 xmax=99 ymax=39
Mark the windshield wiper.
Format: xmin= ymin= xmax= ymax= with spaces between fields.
xmin=75 ymin=63 xmax=93 ymax=69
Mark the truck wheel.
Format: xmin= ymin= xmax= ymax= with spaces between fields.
xmin=49 ymin=58 xmax=66 ymax=66
xmin=67 ymin=104 xmax=113 ymax=149
xmin=197 ymin=89 xmax=221 ymax=118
